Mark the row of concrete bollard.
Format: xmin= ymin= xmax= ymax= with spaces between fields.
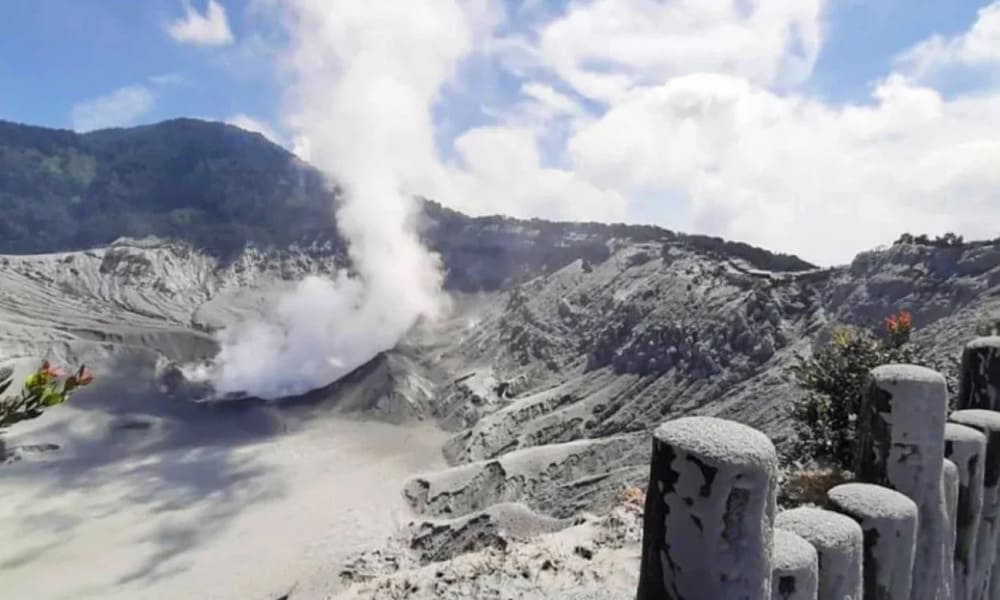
xmin=637 ymin=336 xmax=1000 ymax=600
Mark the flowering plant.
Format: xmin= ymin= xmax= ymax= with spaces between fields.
xmin=884 ymin=310 xmax=913 ymax=348
xmin=0 ymin=361 xmax=93 ymax=430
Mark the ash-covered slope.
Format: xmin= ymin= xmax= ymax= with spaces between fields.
xmin=0 ymin=238 xmax=343 ymax=369
xmin=5 ymin=118 xmax=1000 ymax=596
xmin=428 ymin=239 xmax=1000 ymax=451
xmin=4 ymin=205 xmax=1000 ymax=519
xmin=325 ymin=235 xmax=1000 ymax=596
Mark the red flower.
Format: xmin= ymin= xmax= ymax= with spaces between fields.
xmin=885 ymin=310 xmax=912 ymax=333
xmin=39 ymin=360 xmax=63 ymax=380
xmin=76 ymin=365 xmax=94 ymax=386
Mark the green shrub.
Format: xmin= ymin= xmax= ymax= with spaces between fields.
xmin=788 ymin=311 xmax=954 ymax=471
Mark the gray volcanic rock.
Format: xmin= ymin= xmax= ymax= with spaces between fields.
xmin=408 ymin=503 xmax=570 ymax=564
xmin=9 ymin=119 xmax=1000 ymax=597
xmin=404 ymin=434 xmax=647 ymax=520
xmin=5 ymin=225 xmax=1000 ymax=550
xmin=333 ymin=504 xmax=644 ymax=599
xmin=0 ymin=238 xmax=340 ymax=369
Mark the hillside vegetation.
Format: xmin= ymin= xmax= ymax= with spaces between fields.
xmin=0 ymin=119 xmax=337 ymax=256
xmin=0 ymin=118 xmax=813 ymax=275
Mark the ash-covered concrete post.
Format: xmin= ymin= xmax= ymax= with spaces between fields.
xmin=855 ymin=364 xmax=949 ymax=600
xmin=945 ymin=423 xmax=987 ymax=600
xmin=775 ymin=507 xmax=863 ymax=600
xmin=950 ymin=409 xmax=1000 ymax=600
xmin=826 ymin=482 xmax=917 ymax=600
xmin=957 ymin=337 xmax=1000 ymax=411
xmin=943 ymin=458 xmax=959 ymax=600
xmin=637 ymin=416 xmax=778 ymax=600
xmin=770 ymin=528 xmax=818 ymax=600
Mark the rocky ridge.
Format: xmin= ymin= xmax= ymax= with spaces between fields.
xmin=7 ymin=126 xmax=1000 ymax=598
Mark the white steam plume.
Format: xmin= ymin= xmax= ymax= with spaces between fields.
xmin=206 ymin=1 xmax=473 ymax=399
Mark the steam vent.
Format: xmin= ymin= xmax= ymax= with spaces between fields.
xmin=635 ymin=336 xmax=1000 ymax=599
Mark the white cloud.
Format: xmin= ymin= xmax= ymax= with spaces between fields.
xmin=70 ymin=85 xmax=155 ymax=132
xmin=166 ymin=0 xmax=234 ymax=46
xmin=290 ymin=135 xmax=312 ymax=162
xmin=245 ymin=0 xmax=1000 ymax=271
xmin=568 ymin=72 xmax=1000 ymax=265
xmin=465 ymin=0 xmax=1000 ymax=265
xmin=534 ymin=0 xmax=825 ymax=103
xmin=195 ymin=0 xmax=1000 ymax=399
xmin=896 ymin=2 xmax=1000 ymax=78
xmin=440 ymin=125 xmax=626 ymax=222
xmin=226 ymin=113 xmax=282 ymax=144
xmin=518 ymin=81 xmax=585 ymax=122
xmin=148 ymin=73 xmax=186 ymax=87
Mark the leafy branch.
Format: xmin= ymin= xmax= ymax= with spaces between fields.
xmin=0 ymin=361 xmax=93 ymax=431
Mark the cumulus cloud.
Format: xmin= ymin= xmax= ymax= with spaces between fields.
xmin=533 ymin=0 xmax=825 ymax=103
xmin=569 ymin=72 xmax=1000 ymax=265
xmin=70 ymin=85 xmax=155 ymax=132
xmin=441 ymin=125 xmax=626 ymax=222
xmin=166 ymin=0 xmax=234 ymax=46
xmin=201 ymin=0 xmax=1000 ymax=396
xmin=896 ymin=2 xmax=1000 ymax=79
xmin=439 ymin=0 xmax=1000 ymax=265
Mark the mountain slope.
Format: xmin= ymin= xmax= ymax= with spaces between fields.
xmin=0 ymin=118 xmax=339 ymax=256
xmin=4 ymin=119 xmax=998 ymax=463
xmin=4 ymin=118 xmax=1000 ymax=596
xmin=0 ymin=118 xmax=811 ymax=278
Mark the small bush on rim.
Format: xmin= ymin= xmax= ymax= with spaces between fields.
xmin=787 ymin=310 xmax=954 ymax=473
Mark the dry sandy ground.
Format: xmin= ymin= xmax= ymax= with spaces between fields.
xmin=0 ymin=402 xmax=448 ymax=600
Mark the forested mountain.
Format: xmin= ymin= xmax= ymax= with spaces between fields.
xmin=0 ymin=118 xmax=336 ymax=255
xmin=0 ymin=118 xmax=813 ymax=276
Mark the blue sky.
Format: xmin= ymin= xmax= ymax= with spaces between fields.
xmin=0 ymin=1 xmax=986 ymax=135
xmin=0 ymin=0 xmax=279 ymax=130
xmin=2 ymin=0 xmax=1000 ymax=265
xmin=811 ymin=1 xmax=985 ymax=101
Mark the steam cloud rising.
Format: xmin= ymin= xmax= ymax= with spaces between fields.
xmin=206 ymin=0 xmax=472 ymax=398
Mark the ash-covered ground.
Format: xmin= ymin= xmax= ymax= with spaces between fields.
xmin=3 ymin=217 xmax=1000 ymax=598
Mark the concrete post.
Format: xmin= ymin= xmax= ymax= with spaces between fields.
xmin=943 ymin=458 xmax=959 ymax=600
xmin=637 ymin=416 xmax=778 ymax=600
xmin=771 ymin=528 xmax=819 ymax=600
xmin=775 ymin=507 xmax=863 ymax=600
xmin=957 ymin=337 xmax=1000 ymax=411
xmin=827 ymin=482 xmax=917 ymax=600
xmin=855 ymin=364 xmax=949 ymax=600
xmin=945 ymin=423 xmax=987 ymax=600
xmin=950 ymin=409 xmax=1000 ymax=600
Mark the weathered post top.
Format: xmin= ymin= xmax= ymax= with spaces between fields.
xmin=949 ymin=410 xmax=1000 ymax=491
xmin=827 ymin=482 xmax=918 ymax=600
xmin=771 ymin=528 xmax=818 ymax=600
xmin=776 ymin=507 xmax=864 ymax=600
xmin=638 ymin=416 xmax=778 ymax=600
xmin=950 ymin=409 xmax=1000 ymax=599
xmin=944 ymin=423 xmax=987 ymax=600
xmin=828 ymin=482 xmax=919 ymax=522
xmin=856 ymin=364 xmax=948 ymax=600
xmin=651 ymin=415 xmax=778 ymax=468
xmin=946 ymin=422 xmax=989 ymax=452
